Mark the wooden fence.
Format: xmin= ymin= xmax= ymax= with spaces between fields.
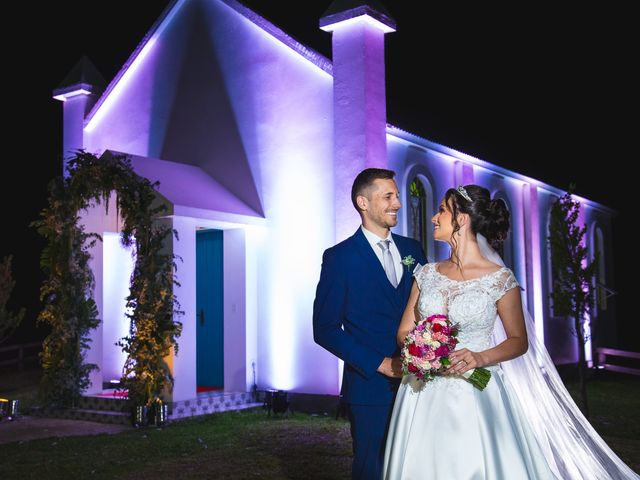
xmin=596 ymin=347 xmax=640 ymax=376
xmin=0 ymin=341 xmax=41 ymax=370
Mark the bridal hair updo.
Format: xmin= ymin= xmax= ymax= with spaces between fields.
xmin=444 ymin=185 xmax=510 ymax=248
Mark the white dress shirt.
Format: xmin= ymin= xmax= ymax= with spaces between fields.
xmin=361 ymin=226 xmax=403 ymax=284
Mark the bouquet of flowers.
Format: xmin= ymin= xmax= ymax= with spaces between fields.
xmin=401 ymin=313 xmax=491 ymax=390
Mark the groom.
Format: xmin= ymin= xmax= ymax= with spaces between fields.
xmin=313 ymin=168 xmax=427 ymax=479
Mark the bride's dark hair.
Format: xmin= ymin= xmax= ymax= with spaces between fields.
xmin=444 ymin=185 xmax=510 ymax=249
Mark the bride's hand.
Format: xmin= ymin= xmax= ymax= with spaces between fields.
xmin=447 ymin=348 xmax=486 ymax=376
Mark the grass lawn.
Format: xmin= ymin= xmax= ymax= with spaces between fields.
xmin=565 ymin=373 xmax=640 ymax=474
xmin=0 ymin=367 xmax=638 ymax=479
xmin=1 ymin=409 xmax=352 ymax=480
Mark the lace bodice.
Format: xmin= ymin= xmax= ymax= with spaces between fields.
xmin=414 ymin=263 xmax=519 ymax=352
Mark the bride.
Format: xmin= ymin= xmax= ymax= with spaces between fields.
xmin=382 ymin=185 xmax=639 ymax=479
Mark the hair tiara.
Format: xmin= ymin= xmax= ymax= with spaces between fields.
xmin=456 ymin=186 xmax=472 ymax=202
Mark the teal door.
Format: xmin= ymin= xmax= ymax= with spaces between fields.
xmin=196 ymin=229 xmax=224 ymax=388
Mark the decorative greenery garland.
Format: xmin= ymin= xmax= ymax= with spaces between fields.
xmin=34 ymin=151 xmax=182 ymax=407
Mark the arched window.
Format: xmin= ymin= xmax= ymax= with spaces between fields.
xmin=409 ymin=178 xmax=428 ymax=258
xmin=404 ymin=167 xmax=435 ymax=262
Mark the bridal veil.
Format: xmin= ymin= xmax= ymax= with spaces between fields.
xmin=478 ymin=233 xmax=638 ymax=479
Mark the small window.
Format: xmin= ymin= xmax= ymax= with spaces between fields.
xmin=409 ymin=178 xmax=428 ymax=258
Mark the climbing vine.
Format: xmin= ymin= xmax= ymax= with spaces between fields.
xmin=34 ymin=151 xmax=182 ymax=407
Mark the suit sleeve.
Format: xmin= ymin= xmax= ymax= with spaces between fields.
xmin=312 ymin=249 xmax=385 ymax=379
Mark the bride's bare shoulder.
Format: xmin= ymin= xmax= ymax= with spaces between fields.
xmin=479 ymin=259 xmax=504 ymax=273
xmin=433 ymin=260 xmax=453 ymax=274
xmin=435 ymin=259 xmax=505 ymax=282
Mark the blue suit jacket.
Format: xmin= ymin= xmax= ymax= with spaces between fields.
xmin=313 ymin=228 xmax=427 ymax=405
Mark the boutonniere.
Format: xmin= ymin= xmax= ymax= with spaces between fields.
xmin=401 ymin=255 xmax=416 ymax=272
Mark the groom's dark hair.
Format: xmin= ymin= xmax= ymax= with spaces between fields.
xmin=351 ymin=168 xmax=396 ymax=212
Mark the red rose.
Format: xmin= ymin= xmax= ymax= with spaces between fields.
xmin=408 ymin=363 xmax=419 ymax=373
xmin=435 ymin=345 xmax=449 ymax=357
xmin=432 ymin=323 xmax=443 ymax=333
xmin=408 ymin=344 xmax=422 ymax=357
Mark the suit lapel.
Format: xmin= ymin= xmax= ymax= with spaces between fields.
xmin=393 ymin=234 xmax=406 ymax=288
xmin=352 ymin=229 xmax=399 ymax=303
xmin=393 ymin=234 xmax=415 ymax=298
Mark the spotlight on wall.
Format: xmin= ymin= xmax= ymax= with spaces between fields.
xmin=264 ymin=389 xmax=290 ymax=416
xmin=103 ymin=379 xmax=122 ymax=390
xmin=0 ymin=398 xmax=19 ymax=421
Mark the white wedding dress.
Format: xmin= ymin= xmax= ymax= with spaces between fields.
xmin=383 ymin=259 xmax=640 ymax=480
xmin=383 ymin=263 xmax=556 ymax=479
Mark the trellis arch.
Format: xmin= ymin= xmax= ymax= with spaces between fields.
xmin=34 ymin=151 xmax=182 ymax=407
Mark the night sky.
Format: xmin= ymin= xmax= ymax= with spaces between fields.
xmin=2 ymin=1 xmax=635 ymax=347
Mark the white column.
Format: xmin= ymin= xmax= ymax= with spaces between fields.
xmin=454 ymin=160 xmax=474 ymax=187
xmin=166 ymin=216 xmax=197 ymax=402
xmin=62 ymin=96 xmax=89 ymax=163
xmin=223 ymin=228 xmax=249 ymax=392
xmin=79 ymin=196 xmax=120 ymax=394
xmin=53 ymin=85 xmax=98 ymax=175
xmin=522 ymin=184 xmax=544 ymax=341
xmin=323 ymin=15 xmax=395 ymax=242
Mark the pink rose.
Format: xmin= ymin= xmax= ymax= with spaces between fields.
xmin=432 ymin=332 xmax=447 ymax=343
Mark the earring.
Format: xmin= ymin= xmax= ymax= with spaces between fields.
xmin=457 ymin=230 xmax=462 ymax=236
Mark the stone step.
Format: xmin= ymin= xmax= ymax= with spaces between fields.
xmin=170 ymin=392 xmax=260 ymax=420
xmin=70 ymin=409 xmax=131 ymax=425
xmin=33 ymin=406 xmax=132 ymax=426
xmin=33 ymin=391 xmax=262 ymax=425
xmin=170 ymin=401 xmax=263 ymax=420
xmin=78 ymin=395 xmax=130 ymax=413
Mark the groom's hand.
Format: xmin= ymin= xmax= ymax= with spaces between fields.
xmin=377 ymin=357 xmax=403 ymax=378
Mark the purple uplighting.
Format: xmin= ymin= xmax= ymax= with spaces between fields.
xmin=55 ymin=0 xmax=616 ymax=404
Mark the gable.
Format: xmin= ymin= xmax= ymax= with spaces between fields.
xmin=84 ymin=0 xmax=333 ymax=219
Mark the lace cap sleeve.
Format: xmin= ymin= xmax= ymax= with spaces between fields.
xmin=412 ymin=263 xmax=427 ymax=290
xmin=494 ymin=268 xmax=520 ymax=302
